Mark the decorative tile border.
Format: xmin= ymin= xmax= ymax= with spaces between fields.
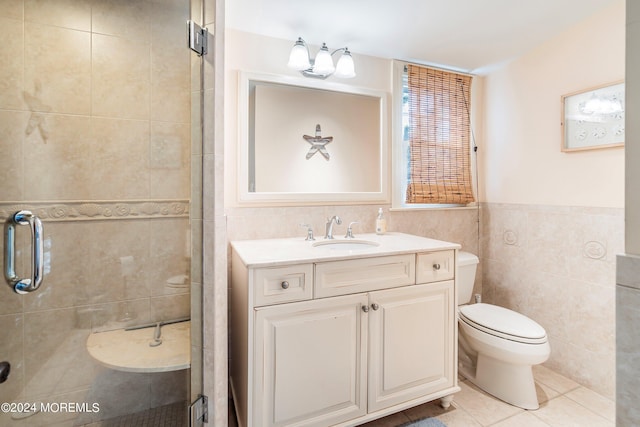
xmin=0 ymin=200 xmax=189 ymax=222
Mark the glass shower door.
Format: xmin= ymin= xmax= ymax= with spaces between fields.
xmin=0 ymin=0 xmax=199 ymax=425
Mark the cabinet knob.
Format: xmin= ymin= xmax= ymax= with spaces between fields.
xmin=361 ymin=305 xmax=369 ymax=313
xmin=281 ymin=281 xmax=289 ymax=289
xmin=433 ymin=263 xmax=441 ymax=271
xmin=371 ymin=303 xmax=379 ymax=311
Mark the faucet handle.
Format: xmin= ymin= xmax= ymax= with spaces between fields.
xmin=345 ymin=221 xmax=359 ymax=239
xmin=299 ymin=224 xmax=315 ymax=241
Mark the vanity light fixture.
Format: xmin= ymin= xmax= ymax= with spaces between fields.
xmin=287 ymin=37 xmax=356 ymax=79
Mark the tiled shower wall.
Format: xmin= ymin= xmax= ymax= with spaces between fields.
xmin=481 ymin=202 xmax=621 ymax=400
xmin=0 ymin=0 xmax=192 ymax=424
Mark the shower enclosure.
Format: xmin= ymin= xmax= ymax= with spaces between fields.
xmin=0 ymin=0 xmax=204 ymax=425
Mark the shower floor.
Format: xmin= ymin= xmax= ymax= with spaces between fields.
xmin=80 ymin=401 xmax=188 ymax=427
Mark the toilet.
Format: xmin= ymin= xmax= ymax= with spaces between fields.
xmin=457 ymin=251 xmax=550 ymax=410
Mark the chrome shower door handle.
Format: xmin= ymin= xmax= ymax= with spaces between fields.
xmin=4 ymin=210 xmax=44 ymax=294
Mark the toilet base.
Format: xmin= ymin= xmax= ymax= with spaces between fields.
xmin=461 ymin=353 xmax=539 ymax=410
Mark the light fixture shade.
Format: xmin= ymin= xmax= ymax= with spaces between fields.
xmin=334 ymin=50 xmax=356 ymax=78
xmin=287 ymin=39 xmax=311 ymax=71
xmin=312 ymin=44 xmax=335 ymax=75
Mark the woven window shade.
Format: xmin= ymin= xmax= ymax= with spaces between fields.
xmin=406 ymin=64 xmax=475 ymax=204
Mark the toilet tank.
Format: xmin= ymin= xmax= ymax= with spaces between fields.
xmin=457 ymin=251 xmax=479 ymax=305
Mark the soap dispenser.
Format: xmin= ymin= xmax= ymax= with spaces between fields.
xmin=375 ymin=208 xmax=387 ymax=235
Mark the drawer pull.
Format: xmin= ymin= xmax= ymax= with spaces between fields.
xmin=281 ymin=281 xmax=290 ymax=289
xmin=361 ymin=305 xmax=369 ymax=313
xmin=433 ymin=263 xmax=441 ymax=271
xmin=371 ymin=303 xmax=379 ymax=311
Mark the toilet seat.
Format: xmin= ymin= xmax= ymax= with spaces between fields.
xmin=459 ymin=303 xmax=547 ymax=345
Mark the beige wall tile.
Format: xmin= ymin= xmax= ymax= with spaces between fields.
xmin=0 ymin=280 xmax=24 ymax=316
xmin=0 ymin=0 xmax=24 ymax=20
xmin=0 ymin=111 xmax=27 ymax=201
xmin=92 ymin=0 xmax=151 ymax=41
xmin=149 ymin=121 xmax=190 ymax=198
xmin=151 ymin=44 xmax=191 ymax=123
xmin=92 ymin=34 xmax=150 ymax=120
xmin=88 ymin=221 xmax=151 ymax=304
xmin=90 ymin=299 xmax=152 ymax=332
xmin=0 ymin=18 xmax=25 ymax=110
xmin=150 ymin=293 xmax=190 ymax=322
xmin=0 ymin=314 xmax=24 ymax=404
xmin=151 ymin=0 xmax=189 ymax=45
xmin=23 ymin=307 xmax=92 ymax=397
xmin=149 ymin=218 xmax=190 ymax=296
xmin=24 ymin=23 xmax=91 ymax=115
xmin=24 ymin=0 xmax=91 ymax=31
xmin=23 ymin=222 xmax=92 ymax=311
xmin=23 ymin=114 xmax=93 ymax=200
xmin=90 ymin=118 xmax=151 ymax=199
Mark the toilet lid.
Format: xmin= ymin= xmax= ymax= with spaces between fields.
xmin=459 ymin=303 xmax=547 ymax=344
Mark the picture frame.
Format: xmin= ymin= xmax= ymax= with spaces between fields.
xmin=561 ymin=81 xmax=625 ymax=152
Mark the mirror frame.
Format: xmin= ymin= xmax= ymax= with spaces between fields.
xmin=237 ymin=71 xmax=390 ymax=205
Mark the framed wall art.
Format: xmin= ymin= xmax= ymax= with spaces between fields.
xmin=561 ymin=81 xmax=625 ymax=152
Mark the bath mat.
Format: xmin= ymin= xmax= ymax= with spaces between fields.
xmin=402 ymin=417 xmax=447 ymax=427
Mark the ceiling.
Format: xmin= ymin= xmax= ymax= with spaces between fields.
xmin=226 ymin=0 xmax=620 ymax=74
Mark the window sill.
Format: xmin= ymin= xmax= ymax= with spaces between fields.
xmin=390 ymin=203 xmax=478 ymax=212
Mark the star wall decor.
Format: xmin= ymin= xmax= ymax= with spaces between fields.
xmin=303 ymin=124 xmax=333 ymax=160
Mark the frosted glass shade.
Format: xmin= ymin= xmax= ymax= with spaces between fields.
xmin=287 ymin=42 xmax=311 ymax=70
xmin=334 ymin=51 xmax=356 ymax=78
xmin=313 ymin=45 xmax=335 ymax=75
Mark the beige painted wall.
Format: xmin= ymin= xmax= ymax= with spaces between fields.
xmin=481 ymin=0 xmax=625 ymax=208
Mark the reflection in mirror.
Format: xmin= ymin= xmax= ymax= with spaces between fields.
xmin=239 ymin=72 xmax=389 ymax=205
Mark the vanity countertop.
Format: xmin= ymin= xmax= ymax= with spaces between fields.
xmin=231 ymin=232 xmax=460 ymax=267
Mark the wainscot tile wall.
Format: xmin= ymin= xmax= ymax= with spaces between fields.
xmin=481 ymin=202 xmax=621 ymax=400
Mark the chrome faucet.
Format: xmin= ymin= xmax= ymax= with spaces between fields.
xmin=324 ymin=216 xmax=342 ymax=239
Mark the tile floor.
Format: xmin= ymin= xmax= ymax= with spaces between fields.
xmin=360 ymin=365 xmax=615 ymax=427
xmin=230 ymin=365 xmax=615 ymax=427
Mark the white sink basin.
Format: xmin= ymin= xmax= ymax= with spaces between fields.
xmin=312 ymin=239 xmax=380 ymax=250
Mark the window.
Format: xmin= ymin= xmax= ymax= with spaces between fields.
xmin=395 ymin=63 xmax=475 ymax=207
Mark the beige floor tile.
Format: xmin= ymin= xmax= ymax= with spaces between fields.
xmin=434 ymin=405 xmax=483 ymax=427
xmin=491 ymin=411 xmax=552 ymax=427
xmin=533 ymin=395 xmax=613 ymax=427
xmin=564 ymin=387 xmax=615 ymax=423
xmin=533 ymin=365 xmax=580 ymax=394
xmin=535 ymin=381 xmax=560 ymax=405
xmin=451 ymin=381 xmax=523 ymax=426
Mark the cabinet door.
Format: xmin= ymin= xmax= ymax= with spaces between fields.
xmin=254 ymin=294 xmax=368 ymax=427
xmin=368 ymin=281 xmax=455 ymax=412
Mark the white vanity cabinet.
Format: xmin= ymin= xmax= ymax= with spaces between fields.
xmin=367 ymin=281 xmax=454 ymax=413
xmin=230 ymin=233 xmax=460 ymax=427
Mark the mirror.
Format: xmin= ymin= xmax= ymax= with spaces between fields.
xmin=238 ymin=72 xmax=389 ymax=204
